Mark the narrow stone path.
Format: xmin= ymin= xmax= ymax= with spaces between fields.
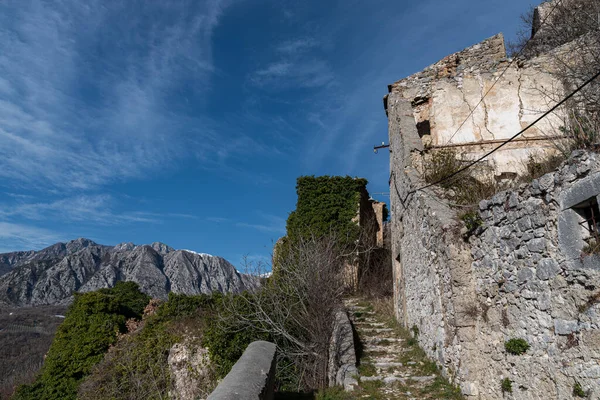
xmin=343 ymin=298 xmax=463 ymax=400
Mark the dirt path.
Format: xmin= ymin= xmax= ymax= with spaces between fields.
xmin=340 ymin=298 xmax=464 ymax=400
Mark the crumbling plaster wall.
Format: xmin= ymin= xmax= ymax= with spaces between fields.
xmin=389 ymin=90 xmax=600 ymax=398
xmin=385 ymin=33 xmax=565 ymax=177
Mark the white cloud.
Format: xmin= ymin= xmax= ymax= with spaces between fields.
xmin=276 ymin=38 xmax=317 ymax=54
xmin=0 ymin=194 xmax=199 ymax=225
xmin=249 ymin=36 xmax=334 ymax=89
xmin=236 ymin=212 xmax=286 ymax=234
xmin=0 ymin=222 xmax=63 ymax=252
xmin=0 ymin=0 xmax=231 ymax=190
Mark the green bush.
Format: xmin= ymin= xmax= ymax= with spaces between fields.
xmin=504 ymin=338 xmax=530 ymax=355
xmin=460 ymin=210 xmax=483 ymax=235
xmin=79 ymin=292 xmax=219 ymax=400
xmin=13 ymin=282 xmax=150 ymax=400
xmin=501 ymin=378 xmax=512 ymax=393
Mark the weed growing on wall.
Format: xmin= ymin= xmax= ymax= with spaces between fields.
xmin=504 ymin=338 xmax=530 ymax=355
xmin=422 ymin=149 xmax=498 ymax=206
xmin=573 ymin=382 xmax=587 ymax=398
xmin=501 ymin=378 xmax=512 ymax=394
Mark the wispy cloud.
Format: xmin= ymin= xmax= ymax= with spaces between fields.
xmin=0 ymin=195 xmax=197 ymax=225
xmin=0 ymin=222 xmax=64 ymax=252
xmin=236 ymin=212 xmax=286 ymax=234
xmin=249 ymin=37 xmax=334 ymax=89
xmin=0 ymin=0 xmax=231 ymax=191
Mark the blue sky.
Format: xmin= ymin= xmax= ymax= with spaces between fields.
xmin=0 ymin=0 xmax=539 ymax=267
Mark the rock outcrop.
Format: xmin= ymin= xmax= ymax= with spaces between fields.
xmin=0 ymin=239 xmax=254 ymax=306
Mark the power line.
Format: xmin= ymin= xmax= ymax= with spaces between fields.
xmin=405 ymin=67 xmax=600 ymax=197
xmin=444 ymin=0 xmax=564 ymax=145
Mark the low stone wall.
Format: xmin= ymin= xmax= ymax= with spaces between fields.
xmin=207 ymin=341 xmax=277 ymax=400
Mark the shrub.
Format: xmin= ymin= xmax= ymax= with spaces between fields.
xmin=79 ymin=292 xmax=219 ymax=400
xmin=504 ymin=338 xmax=530 ymax=355
xmin=460 ymin=209 xmax=483 ymax=238
xmin=215 ymin=234 xmax=348 ymax=391
xmin=13 ymin=282 xmax=150 ymax=400
xmin=501 ymin=378 xmax=512 ymax=394
xmin=422 ymin=149 xmax=498 ymax=206
xmin=523 ymin=153 xmax=566 ymax=181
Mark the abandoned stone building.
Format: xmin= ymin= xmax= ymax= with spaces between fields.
xmin=384 ymin=1 xmax=600 ymax=398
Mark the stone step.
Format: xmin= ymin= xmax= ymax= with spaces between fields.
xmin=354 ymin=321 xmax=385 ymax=327
xmin=364 ymin=337 xmax=403 ymax=344
xmin=360 ymin=328 xmax=393 ymax=333
xmin=363 ymin=344 xmax=405 ymax=352
xmin=408 ymin=375 xmax=436 ymax=383
xmin=374 ymin=362 xmax=404 ymax=368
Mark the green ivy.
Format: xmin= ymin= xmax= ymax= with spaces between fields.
xmin=285 ymin=175 xmax=368 ymax=245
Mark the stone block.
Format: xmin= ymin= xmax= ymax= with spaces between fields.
xmin=527 ymin=238 xmax=547 ymax=253
xmin=554 ymin=319 xmax=579 ymax=335
xmin=517 ymin=268 xmax=534 ymax=284
xmin=537 ymin=258 xmax=560 ymax=280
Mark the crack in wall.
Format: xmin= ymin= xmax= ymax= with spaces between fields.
xmin=517 ymin=68 xmax=525 ymax=130
xmin=479 ymin=75 xmax=495 ymax=140
xmin=458 ymin=83 xmax=482 ymax=142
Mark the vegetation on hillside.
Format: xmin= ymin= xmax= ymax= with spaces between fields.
xmin=0 ymin=306 xmax=67 ymax=399
xmin=13 ymin=282 xmax=150 ymax=400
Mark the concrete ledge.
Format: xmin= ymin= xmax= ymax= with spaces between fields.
xmin=208 ymin=341 xmax=277 ymax=400
xmin=328 ymin=310 xmax=359 ymax=391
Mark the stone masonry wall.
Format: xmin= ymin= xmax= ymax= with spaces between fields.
xmin=469 ymin=151 xmax=600 ymax=399
xmin=388 ymin=88 xmax=600 ymax=398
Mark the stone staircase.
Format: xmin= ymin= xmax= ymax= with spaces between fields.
xmin=343 ymin=298 xmax=463 ymax=400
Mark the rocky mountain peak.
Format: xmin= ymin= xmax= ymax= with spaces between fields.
xmin=0 ymin=239 xmax=254 ymax=306
xmin=65 ymin=238 xmax=97 ymax=253
xmin=151 ymin=242 xmax=174 ymax=255
xmin=114 ymin=242 xmax=136 ymax=251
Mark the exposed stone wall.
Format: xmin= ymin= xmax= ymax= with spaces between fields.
xmin=388 ymin=93 xmax=479 ymax=394
xmin=468 ymin=151 xmax=600 ymax=399
xmin=385 ymin=3 xmax=600 ymax=397
xmin=328 ymin=310 xmax=359 ymax=391
xmin=388 ymin=87 xmax=600 ymax=397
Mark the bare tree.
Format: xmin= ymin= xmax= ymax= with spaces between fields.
xmin=218 ymin=233 xmax=350 ymax=391
xmin=510 ymin=0 xmax=600 ymax=149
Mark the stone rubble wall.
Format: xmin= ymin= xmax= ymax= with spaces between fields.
xmin=388 ymin=89 xmax=600 ymax=398
xmin=469 ymin=151 xmax=600 ymax=399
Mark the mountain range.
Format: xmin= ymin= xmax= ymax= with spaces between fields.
xmin=0 ymin=238 xmax=255 ymax=306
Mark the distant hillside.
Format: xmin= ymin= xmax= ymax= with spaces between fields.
xmin=0 ymin=238 xmax=255 ymax=306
